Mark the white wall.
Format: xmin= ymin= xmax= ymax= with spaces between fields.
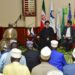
xmin=0 ymin=0 xmax=75 ymax=27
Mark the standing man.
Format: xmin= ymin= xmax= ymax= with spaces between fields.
xmin=49 ymin=40 xmax=67 ymax=71
xmin=3 ymin=48 xmax=30 ymax=75
xmin=37 ymin=20 xmax=54 ymax=49
xmin=31 ymin=46 xmax=58 ymax=75
xmin=63 ymin=48 xmax=75 ymax=75
xmin=62 ymin=20 xmax=73 ymax=51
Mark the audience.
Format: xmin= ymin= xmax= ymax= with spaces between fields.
xmin=48 ymin=40 xmax=67 ymax=71
xmin=0 ymin=48 xmax=26 ymax=73
xmin=3 ymin=48 xmax=30 ymax=75
xmin=63 ymin=48 xmax=75 ymax=75
xmin=31 ymin=46 xmax=58 ymax=75
xmin=24 ymin=40 xmax=40 ymax=72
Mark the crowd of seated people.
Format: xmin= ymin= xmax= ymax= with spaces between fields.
xmin=0 ymin=20 xmax=75 ymax=75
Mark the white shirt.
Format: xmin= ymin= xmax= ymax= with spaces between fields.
xmin=65 ymin=27 xmax=71 ymax=38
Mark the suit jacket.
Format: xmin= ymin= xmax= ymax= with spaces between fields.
xmin=49 ymin=50 xmax=67 ymax=71
xmin=38 ymin=27 xmax=54 ymax=48
xmin=3 ymin=62 xmax=30 ymax=75
xmin=39 ymin=27 xmax=54 ymax=40
xmin=31 ymin=62 xmax=58 ymax=75
xmin=63 ymin=64 xmax=75 ymax=75
xmin=62 ymin=26 xmax=73 ymax=39
xmin=24 ymin=50 xmax=40 ymax=72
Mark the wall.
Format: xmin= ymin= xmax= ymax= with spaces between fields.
xmin=0 ymin=0 xmax=75 ymax=27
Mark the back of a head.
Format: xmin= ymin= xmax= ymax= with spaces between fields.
xmin=40 ymin=46 xmax=51 ymax=61
xmin=10 ymin=40 xmax=17 ymax=49
xmin=10 ymin=48 xmax=22 ymax=59
xmin=47 ymin=70 xmax=63 ymax=75
xmin=26 ymin=40 xmax=33 ymax=49
xmin=0 ymin=73 xmax=3 ymax=75
xmin=51 ymin=40 xmax=58 ymax=48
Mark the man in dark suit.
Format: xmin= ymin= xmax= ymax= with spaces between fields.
xmin=63 ymin=48 xmax=75 ymax=75
xmin=24 ymin=40 xmax=40 ymax=72
xmin=62 ymin=20 xmax=73 ymax=51
xmin=37 ymin=20 xmax=54 ymax=49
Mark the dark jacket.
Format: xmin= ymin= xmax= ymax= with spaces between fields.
xmin=24 ymin=50 xmax=40 ymax=72
xmin=62 ymin=26 xmax=73 ymax=39
xmin=39 ymin=27 xmax=54 ymax=48
xmin=39 ymin=27 xmax=54 ymax=40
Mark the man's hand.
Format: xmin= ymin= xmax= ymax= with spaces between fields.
xmin=37 ymin=36 xmax=40 ymax=39
xmin=47 ymin=37 xmax=49 ymax=40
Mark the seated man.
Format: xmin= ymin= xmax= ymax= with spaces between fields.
xmin=0 ymin=48 xmax=26 ymax=73
xmin=63 ymin=48 xmax=75 ymax=75
xmin=62 ymin=20 xmax=73 ymax=51
xmin=49 ymin=40 xmax=67 ymax=71
xmin=24 ymin=40 xmax=40 ymax=72
xmin=31 ymin=46 xmax=58 ymax=75
xmin=3 ymin=48 xmax=30 ymax=75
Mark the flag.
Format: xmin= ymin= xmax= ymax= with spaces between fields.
xmin=73 ymin=9 xmax=75 ymax=28
xmin=68 ymin=3 xmax=72 ymax=21
xmin=39 ymin=0 xmax=46 ymax=32
xmin=27 ymin=29 xmax=30 ymax=36
xmin=31 ymin=27 xmax=35 ymax=36
xmin=61 ymin=8 xmax=65 ymax=41
xmin=56 ymin=11 xmax=61 ymax=40
xmin=49 ymin=0 xmax=56 ymax=33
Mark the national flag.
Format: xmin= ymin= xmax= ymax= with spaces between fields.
xmin=73 ymin=9 xmax=75 ymax=28
xmin=56 ymin=10 xmax=61 ymax=40
xmin=39 ymin=0 xmax=46 ymax=32
xmin=68 ymin=3 xmax=72 ymax=21
xmin=31 ymin=27 xmax=35 ymax=36
xmin=61 ymin=8 xmax=65 ymax=41
xmin=49 ymin=0 xmax=56 ymax=33
xmin=27 ymin=29 xmax=30 ymax=36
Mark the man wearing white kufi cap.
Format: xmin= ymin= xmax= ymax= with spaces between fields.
xmin=0 ymin=73 xmax=3 ymax=75
xmin=3 ymin=48 xmax=30 ymax=75
xmin=51 ymin=40 xmax=58 ymax=48
xmin=0 ymin=48 xmax=26 ymax=73
xmin=63 ymin=48 xmax=75 ymax=75
xmin=10 ymin=48 xmax=22 ymax=58
xmin=31 ymin=46 xmax=58 ymax=75
xmin=49 ymin=40 xmax=67 ymax=71
xmin=47 ymin=70 xmax=63 ymax=75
